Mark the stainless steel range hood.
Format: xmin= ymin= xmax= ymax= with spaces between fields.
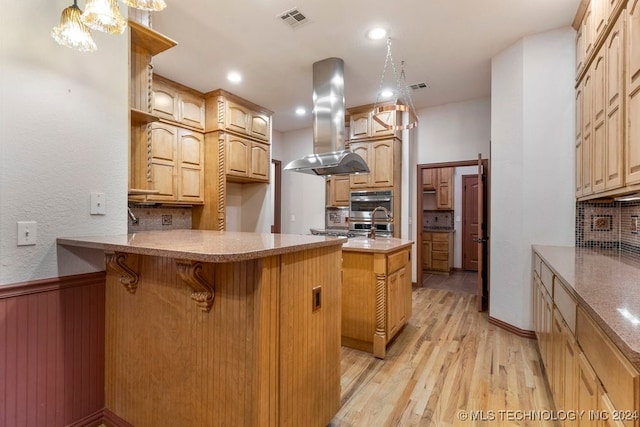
xmin=284 ymin=57 xmax=369 ymax=176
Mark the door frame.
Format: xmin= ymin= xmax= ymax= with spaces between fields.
xmin=416 ymin=158 xmax=490 ymax=310
xmin=271 ymin=159 xmax=282 ymax=233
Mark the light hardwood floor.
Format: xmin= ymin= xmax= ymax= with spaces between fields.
xmin=330 ymin=287 xmax=557 ymax=427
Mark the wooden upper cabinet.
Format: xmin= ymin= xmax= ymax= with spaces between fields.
xmin=249 ymin=142 xmax=269 ymax=181
xmin=348 ymin=104 xmax=400 ymax=141
xmin=152 ymin=76 xmax=205 ymax=130
xmin=605 ymin=15 xmax=625 ymax=190
xmin=226 ymin=135 xmax=251 ymax=177
xmin=576 ymin=83 xmax=584 ymax=198
xmin=592 ymin=51 xmax=607 ymax=193
xmin=423 ymin=168 xmax=436 ymax=190
xmin=326 ymin=176 xmax=350 ymax=207
xmin=626 ymin=0 xmax=640 ymax=185
xmin=146 ymin=122 xmax=204 ymax=204
xmin=204 ymin=89 xmax=272 ymax=144
xmin=349 ymin=139 xmax=395 ymax=188
xmin=225 ymin=134 xmax=270 ymax=183
xmin=582 ymin=68 xmax=594 ymax=197
xmin=436 ymin=167 xmax=453 ymax=210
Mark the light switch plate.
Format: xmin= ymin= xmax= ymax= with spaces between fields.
xmin=90 ymin=192 xmax=106 ymax=215
xmin=17 ymin=221 xmax=37 ymax=246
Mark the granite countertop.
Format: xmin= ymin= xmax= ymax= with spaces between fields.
xmin=342 ymin=236 xmax=413 ymax=253
xmin=533 ymin=245 xmax=640 ymax=368
xmin=57 ymin=229 xmax=346 ymax=263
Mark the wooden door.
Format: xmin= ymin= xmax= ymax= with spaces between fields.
xmin=225 ymin=100 xmax=251 ymax=135
xmin=577 ymin=82 xmax=584 ymax=197
xmin=250 ymin=142 xmax=269 ymax=181
xmin=592 ymin=52 xmax=606 ymax=193
xmin=462 ymin=175 xmax=479 ymax=271
xmin=371 ymin=110 xmax=396 ymax=138
xmin=148 ymin=122 xmax=178 ymax=202
xmin=577 ymin=353 xmax=601 ymax=427
xmin=422 ymin=168 xmax=436 ymax=190
xmin=476 ymin=156 xmax=486 ymax=311
xmin=371 ymin=140 xmax=393 ymax=187
xmin=349 ymin=112 xmax=370 ymax=140
xmin=177 ymin=129 xmax=204 ymax=203
xmin=333 ymin=176 xmax=350 ymax=205
xmin=180 ymin=92 xmax=205 ymax=130
xmin=250 ymin=112 xmax=270 ymax=141
xmin=583 ymin=69 xmax=594 ymax=196
xmin=226 ymin=136 xmax=250 ymax=177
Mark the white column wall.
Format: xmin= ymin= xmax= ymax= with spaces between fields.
xmin=1 ymin=1 xmax=128 ymax=285
xmin=490 ymin=27 xmax=576 ymax=330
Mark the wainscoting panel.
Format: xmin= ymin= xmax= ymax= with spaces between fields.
xmin=0 ymin=272 xmax=106 ymax=427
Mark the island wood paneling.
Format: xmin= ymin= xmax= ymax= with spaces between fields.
xmin=105 ymin=246 xmax=341 ymax=427
xmin=0 ymin=272 xmax=105 ymax=427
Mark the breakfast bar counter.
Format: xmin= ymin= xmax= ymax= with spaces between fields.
xmin=58 ymin=229 xmax=345 ymax=427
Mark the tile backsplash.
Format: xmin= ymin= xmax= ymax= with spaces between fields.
xmin=423 ymin=210 xmax=454 ymax=230
xmin=576 ymin=200 xmax=640 ymax=255
xmin=128 ymin=205 xmax=192 ymax=232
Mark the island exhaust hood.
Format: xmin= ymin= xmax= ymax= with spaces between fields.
xmin=284 ymin=57 xmax=369 ymax=176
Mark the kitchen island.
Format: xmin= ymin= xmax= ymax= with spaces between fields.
xmin=341 ymin=237 xmax=414 ymax=358
xmin=57 ymin=229 xmax=345 ymax=427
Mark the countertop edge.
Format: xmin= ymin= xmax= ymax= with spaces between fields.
xmin=532 ymin=244 xmax=640 ymax=369
xmin=57 ymin=234 xmax=346 ymax=263
xmin=341 ymin=239 xmax=414 ymax=254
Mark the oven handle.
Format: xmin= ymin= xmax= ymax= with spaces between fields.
xmin=350 ymin=196 xmax=392 ymax=202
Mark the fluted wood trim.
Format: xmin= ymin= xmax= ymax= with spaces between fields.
xmin=488 ymin=316 xmax=536 ymax=339
xmin=105 ymin=252 xmax=140 ymax=294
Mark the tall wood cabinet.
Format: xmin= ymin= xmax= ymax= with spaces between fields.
xmin=576 ymin=0 xmax=640 ymax=200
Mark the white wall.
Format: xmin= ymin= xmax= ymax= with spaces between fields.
xmin=490 ymin=27 xmax=575 ymax=331
xmin=0 ymin=1 xmax=128 ymax=285
xmin=276 ymin=128 xmax=325 ymax=234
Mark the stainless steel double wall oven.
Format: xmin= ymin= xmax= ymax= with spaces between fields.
xmin=349 ymin=190 xmax=393 ymax=236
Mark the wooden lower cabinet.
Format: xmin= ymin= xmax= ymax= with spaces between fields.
xmin=341 ymin=245 xmax=412 ymax=359
xmin=533 ymin=250 xmax=640 ymax=427
xmin=422 ymin=232 xmax=452 ymax=274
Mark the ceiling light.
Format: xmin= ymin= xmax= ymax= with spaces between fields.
xmin=82 ymin=0 xmax=126 ymax=34
xmin=227 ymin=71 xmax=242 ymax=83
xmin=51 ymin=1 xmax=97 ymax=52
xmin=121 ymin=0 xmax=167 ymax=11
xmin=367 ymin=27 xmax=388 ymax=40
xmin=295 ymin=107 xmax=306 ymax=116
xmin=380 ymin=89 xmax=394 ymax=99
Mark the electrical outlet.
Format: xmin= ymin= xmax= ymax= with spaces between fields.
xmin=162 ymin=215 xmax=172 ymax=226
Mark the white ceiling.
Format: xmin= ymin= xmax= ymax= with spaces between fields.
xmin=151 ymin=0 xmax=580 ymax=133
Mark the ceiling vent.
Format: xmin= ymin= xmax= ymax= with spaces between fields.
xmin=410 ymin=82 xmax=430 ymax=90
xmin=278 ymin=8 xmax=309 ymax=29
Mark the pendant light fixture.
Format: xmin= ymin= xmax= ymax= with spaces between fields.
xmin=51 ymin=0 xmax=97 ymax=52
xmin=372 ymin=38 xmax=419 ymax=131
xmin=121 ymin=0 xmax=167 ymax=12
xmin=82 ymin=0 xmax=127 ymax=34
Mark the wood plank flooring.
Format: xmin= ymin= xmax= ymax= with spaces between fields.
xmin=330 ymin=287 xmax=556 ymax=427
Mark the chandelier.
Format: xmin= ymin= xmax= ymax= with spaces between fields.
xmin=52 ymin=0 xmax=167 ymax=52
xmin=372 ymin=38 xmax=419 ymax=131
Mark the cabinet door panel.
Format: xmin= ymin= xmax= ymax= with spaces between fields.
xmin=150 ymin=163 xmax=176 ymax=199
xmin=349 ymin=143 xmax=370 ymax=187
xmin=593 ymin=54 xmax=606 ymax=193
xmin=226 ymin=101 xmax=250 ymax=135
xmin=371 ymin=141 xmax=393 ymax=187
xmin=250 ymin=114 xmax=270 ymax=141
xmin=606 ymin=18 xmax=625 ymax=190
xmin=151 ymin=124 xmax=177 ymax=161
xmin=250 ymin=143 xmax=269 ymax=180
xmin=180 ymin=133 xmax=202 ymax=166
xmin=627 ymin=0 xmax=640 ymax=184
xmin=152 ymin=88 xmax=178 ymax=122
xmin=350 ymin=112 xmax=370 ymax=140
xmin=227 ymin=137 xmax=250 ymax=176
xmin=583 ymin=70 xmax=594 ymax=196
xmin=371 ymin=110 xmax=396 ymax=138
xmin=576 ymin=85 xmax=584 ymax=197
xmin=180 ymin=93 xmax=205 ymax=130
xmin=180 ymin=167 xmax=201 ymax=199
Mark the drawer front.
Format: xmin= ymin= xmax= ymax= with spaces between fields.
xmin=431 ymin=251 xmax=449 ymax=261
xmin=388 ymin=248 xmax=409 ymax=274
xmin=432 ymin=242 xmax=449 ymax=252
xmin=431 ymin=260 xmax=449 ymax=271
xmin=432 ymin=232 xmax=449 ymax=242
xmin=540 ymin=262 xmax=554 ymax=295
xmin=423 ymin=232 xmax=432 ymax=242
xmin=577 ymin=307 xmax=639 ymax=417
xmin=554 ymin=278 xmax=577 ymax=335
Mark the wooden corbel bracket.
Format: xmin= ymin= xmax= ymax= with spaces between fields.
xmin=175 ymin=260 xmax=215 ymax=312
xmin=106 ymin=252 xmax=140 ymax=294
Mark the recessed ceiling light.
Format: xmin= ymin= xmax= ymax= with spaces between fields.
xmin=367 ymin=27 xmax=388 ymax=40
xmin=227 ymin=71 xmax=242 ymax=83
xmin=295 ymin=107 xmax=306 ymax=116
xmin=380 ymin=89 xmax=394 ymax=99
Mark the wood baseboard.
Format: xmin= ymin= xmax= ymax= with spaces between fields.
xmin=103 ymin=408 xmax=134 ymax=427
xmin=67 ymin=409 xmax=104 ymax=427
xmin=488 ymin=316 xmax=536 ymax=339
xmin=0 ymin=271 xmax=106 ymax=299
